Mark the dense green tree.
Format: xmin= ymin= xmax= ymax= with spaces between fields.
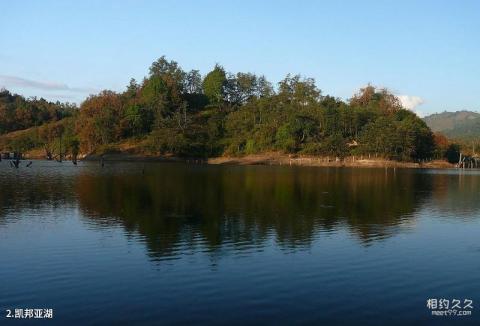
xmin=202 ymin=64 xmax=227 ymax=105
xmin=183 ymin=70 xmax=208 ymax=112
xmin=0 ymin=57 xmax=443 ymax=162
xmin=278 ymin=75 xmax=321 ymax=106
xmin=445 ymin=144 xmax=461 ymax=163
xmin=185 ymin=70 xmax=202 ymax=94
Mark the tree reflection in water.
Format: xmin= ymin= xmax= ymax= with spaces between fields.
xmin=75 ymin=164 xmax=432 ymax=258
xmin=2 ymin=162 xmax=480 ymax=260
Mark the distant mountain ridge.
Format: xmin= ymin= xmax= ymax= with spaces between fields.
xmin=423 ymin=110 xmax=480 ymax=139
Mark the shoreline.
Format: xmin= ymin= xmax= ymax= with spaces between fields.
xmin=24 ymin=152 xmax=454 ymax=169
xmin=207 ymin=154 xmax=455 ymax=169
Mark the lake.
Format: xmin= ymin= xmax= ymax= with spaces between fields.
xmin=1 ymin=161 xmax=479 ymax=325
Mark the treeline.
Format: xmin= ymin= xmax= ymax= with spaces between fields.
xmin=0 ymin=56 xmax=461 ymax=162
xmin=0 ymin=89 xmax=76 ymax=134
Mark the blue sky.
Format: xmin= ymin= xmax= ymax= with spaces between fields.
xmin=1 ymin=0 xmax=479 ymax=116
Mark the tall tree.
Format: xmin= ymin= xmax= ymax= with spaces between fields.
xmin=203 ymin=64 xmax=227 ymax=105
xmin=185 ymin=70 xmax=202 ymax=94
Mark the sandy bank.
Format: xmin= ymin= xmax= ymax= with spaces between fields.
xmin=76 ymin=152 xmax=454 ymax=169
xmin=208 ymin=154 xmax=455 ymax=169
xmin=20 ymin=146 xmax=455 ymax=169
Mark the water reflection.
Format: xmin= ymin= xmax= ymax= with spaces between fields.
xmin=426 ymin=171 xmax=480 ymax=220
xmin=0 ymin=165 xmax=76 ymax=223
xmin=75 ymin=164 xmax=432 ymax=257
xmin=2 ymin=162 xmax=480 ymax=325
xmin=2 ymin=162 xmax=480 ymax=258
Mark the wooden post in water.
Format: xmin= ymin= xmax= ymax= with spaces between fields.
xmin=59 ymin=134 xmax=63 ymax=162
xmin=12 ymin=154 xmax=20 ymax=168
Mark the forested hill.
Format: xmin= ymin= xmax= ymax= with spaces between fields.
xmin=0 ymin=56 xmax=457 ymax=163
xmin=423 ymin=111 xmax=480 ymax=139
xmin=0 ymin=89 xmax=76 ymax=134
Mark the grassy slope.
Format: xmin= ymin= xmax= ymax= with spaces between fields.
xmin=0 ymin=122 xmax=455 ymax=168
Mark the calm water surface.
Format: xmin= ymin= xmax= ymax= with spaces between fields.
xmin=0 ymin=161 xmax=479 ymax=325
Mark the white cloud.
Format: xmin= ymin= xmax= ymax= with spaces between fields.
xmin=397 ymin=95 xmax=425 ymax=117
xmin=0 ymin=74 xmax=96 ymax=93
